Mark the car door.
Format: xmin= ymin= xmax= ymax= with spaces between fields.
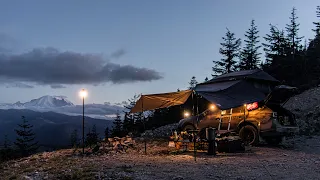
xmin=198 ymin=109 xmax=220 ymax=130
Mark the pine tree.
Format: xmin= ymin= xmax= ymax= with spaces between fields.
xmin=285 ymin=7 xmax=304 ymax=57
xmin=133 ymin=111 xmax=144 ymax=135
xmin=85 ymin=125 xmax=99 ymax=147
xmin=14 ymin=116 xmax=38 ymax=157
xmin=212 ymin=28 xmax=241 ymax=75
xmin=262 ymin=24 xmax=288 ymax=68
xmin=204 ymin=77 xmax=209 ymax=82
xmin=305 ymin=6 xmax=320 ymax=84
xmin=123 ymin=95 xmax=139 ymax=134
xmin=188 ymin=76 xmax=198 ymax=89
xmin=111 ymin=111 xmax=123 ymax=137
xmin=312 ymin=6 xmax=320 ymax=44
xmin=70 ymin=129 xmax=78 ymax=147
xmin=122 ymin=112 xmax=130 ymax=135
xmin=239 ymin=19 xmax=261 ymax=70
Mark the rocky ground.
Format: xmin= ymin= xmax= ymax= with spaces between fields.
xmin=1 ymin=136 xmax=320 ymax=180
xmin=284 ymin=86 xmax=320 ymax=135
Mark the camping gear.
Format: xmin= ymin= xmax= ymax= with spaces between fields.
xmin=206 ymin=127 xmax=216 ymax=155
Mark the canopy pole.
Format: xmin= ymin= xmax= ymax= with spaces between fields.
xmin=191 ymin=92 xmax=194 ymax=116
xmin=141 ymin=94 xmax=147 ymax=154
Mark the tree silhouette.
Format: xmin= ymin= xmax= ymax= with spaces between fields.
xmin=239 ymin=19 xmax=261 ymax=70
xmin=14 ymin=116 xmax=38 ymax=157
xmin=213 ymin=28 xmax=241 ymax=75
xmin=188 ymin=76 xmax=198 ymax=89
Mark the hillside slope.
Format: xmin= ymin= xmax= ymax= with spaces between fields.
xmin=284 ymin=86 xmax=320 ymax=134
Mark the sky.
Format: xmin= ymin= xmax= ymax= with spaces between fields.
xmin=0 ymin=0 xmax=319 ymax=105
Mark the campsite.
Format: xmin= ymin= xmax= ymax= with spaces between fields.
xmin=1 ymin=1 xmax=320 ymax=180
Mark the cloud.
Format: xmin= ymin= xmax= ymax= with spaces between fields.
xmin=110 ymin=49 xmax=126 ymax=59
xmin=0 ymin=47 xmax=163 ymax=86
xmin=5 ymin=82 xmax=34 ymax=88
xmin=50 ymin=84 xmax=66 ymax=89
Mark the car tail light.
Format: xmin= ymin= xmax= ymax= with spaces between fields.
xmin=246 ymin=102 xmax=258 ymax=111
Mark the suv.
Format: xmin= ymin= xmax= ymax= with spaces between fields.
xmin=177 ymin=85 xmax=299 ymax=145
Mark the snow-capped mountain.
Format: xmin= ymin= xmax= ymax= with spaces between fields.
xmin=12 ymin=95 xmax=74 ymax=109
xmin=0 ymin=96 xmax=125 ymax=119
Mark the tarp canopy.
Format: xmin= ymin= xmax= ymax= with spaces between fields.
xmin=130 ymin=90 xmax=193 ymax=113
xmin=195 ymin=80 xmax=266 ymax=110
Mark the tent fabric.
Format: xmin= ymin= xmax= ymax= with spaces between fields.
xmin=196 ymin=80 xmax=266 ymax=110
xmin=194 ymin=80 xmax=241 ymax=92
xmin=204 ymin=69 xmax=279 ymax=84
xmin=130 ymin=90 xmax=193 ymax=113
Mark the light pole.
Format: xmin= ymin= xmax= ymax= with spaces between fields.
xmin=79 ymin=89 xmax=87 ymax=154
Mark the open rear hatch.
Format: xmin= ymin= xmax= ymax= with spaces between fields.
xmin=264 ymin=85 xmax=298 ymax=106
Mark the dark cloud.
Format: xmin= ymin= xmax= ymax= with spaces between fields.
xmin=0 ymin=47 xmax=163 ymax=85
xmin=110 ymin=49 xmax=126 ymax=59
xmin=50 ymin=84 xmax=66 ymax=89
xmin=5 ymin=82 xmax=34 ymax=88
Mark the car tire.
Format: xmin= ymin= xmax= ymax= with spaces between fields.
xmin=264 ymin=136 xmax=283 ymax=145
xmin=239 ymin=125 xmax=259 ymax=145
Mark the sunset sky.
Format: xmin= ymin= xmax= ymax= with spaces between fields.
xmin=0 ymin=0 xmax=319 ymax=105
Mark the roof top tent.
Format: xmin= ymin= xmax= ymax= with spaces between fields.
xmin=195 ymin=69 xmax=282 ymax=110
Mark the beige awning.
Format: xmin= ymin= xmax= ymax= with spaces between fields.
xmin=130 ymin=90 xmax=193 ymax=113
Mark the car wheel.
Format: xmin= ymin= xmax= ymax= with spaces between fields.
xmin=264 ymin=136 xmax=283 ymax=145
xmin=239 ymin=125 xmax=259 ymax=145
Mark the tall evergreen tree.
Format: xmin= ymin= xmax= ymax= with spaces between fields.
xmin=262 ymin=24 xmax=288 ymax=68
xmin=212 ymin=28 xmax=241 ymax=75
xmin=14 ymin=116 xmax=38 ymax=157
xmin=123 ymin=95 xmax=139 ymax=134
xmin=122 ymin=112 xmax=131 ymax=135
xmin=111 ymin=111 xmax=123 ymax=137
xmin=239 ymin=19 xmax=262 ymax=70
xmin=188 ymin=76 xmax=198 ymax=89
xmin=285 ymin=7 xmax=304 ymax=57
xmin=305 ymin=6 xmax=320 ymax=85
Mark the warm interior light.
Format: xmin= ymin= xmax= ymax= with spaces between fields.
xmin=209 ymin=104 xmax=215 ymax=110
xmin=246 ymin=102 xmax=258 ymax=111
xmin=79 ymin=89 xmax=87 ymax=98
xmin=184 ymin=112 xmax=190 ymax=118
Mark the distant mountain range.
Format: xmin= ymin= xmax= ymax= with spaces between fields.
xmin=0 ymin=109 xmax=113 ymax=150
xmin=0 ymin=96 xmax=129 ymax=150
xmin=0 ymin=95 xmax=126 ymax=119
